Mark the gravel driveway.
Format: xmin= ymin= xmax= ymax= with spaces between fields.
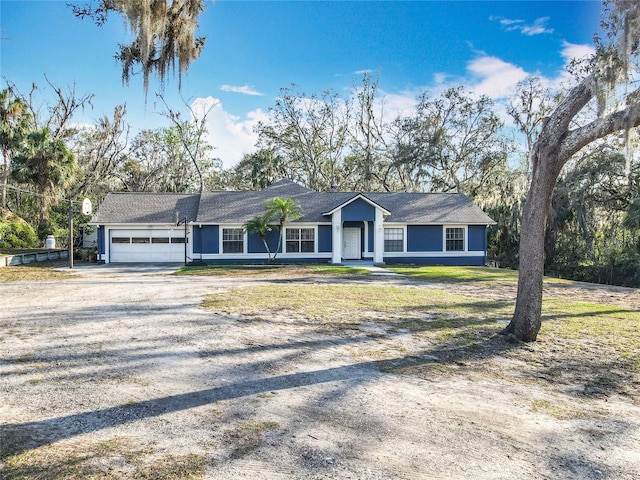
xmin=1 ymin=265 xmax=639 ymax=479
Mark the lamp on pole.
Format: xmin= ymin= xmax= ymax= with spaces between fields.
xmin=67 ymin=198 xmax=92 ymax=269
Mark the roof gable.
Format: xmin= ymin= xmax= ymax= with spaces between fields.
xmin=323 ymin=193 xmax=391 ymax=216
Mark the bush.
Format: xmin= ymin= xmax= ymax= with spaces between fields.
xmin=0 ymin=209 xmax=38 ymax=249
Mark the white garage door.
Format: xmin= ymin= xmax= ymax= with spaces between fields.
xmin=109 ymin=229 xmax=186 ymax=263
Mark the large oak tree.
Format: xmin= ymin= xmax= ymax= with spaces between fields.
xmin=504 ymin=0 xmax=640 ymax=341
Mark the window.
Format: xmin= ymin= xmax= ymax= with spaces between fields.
xmin=222 ymin=228 xmax=244 ymax=253
xmin=286 ymin=228 xmax=315 ymax=253
xmin=152 ymin=237 xmax=170 ymax=244
xmin=384 ymin=228 xmax=404 ymax=252
xmin=446 ymin=227 xmax=465 ymax=251
xmin=112 ymin=237 xmax=130 ymax=244
xmin=171 ymin=237 xmax=186 ymax=244
xmin=132 ymin=237 xmax=150 ymax=244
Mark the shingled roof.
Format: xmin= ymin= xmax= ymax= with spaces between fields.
xmin=90 ymin=192 xmax=200 ymax=224
xmin=92 ymin=179 xmax=494 ymax=225
xmin=367 ymin=192 xmax=494 ymax=224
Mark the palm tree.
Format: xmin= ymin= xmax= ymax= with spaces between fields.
xmin=265 ymin=197 xmax=302 ymax=260
xmin=243 ymin=213 xmax=275 ymax=263
xmin=0 ymin=88 xmax=31 ymax=207
xmin=11 ymin=128 xmax=75 ymax=234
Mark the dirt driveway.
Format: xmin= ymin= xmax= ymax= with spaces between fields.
xmin=1 ymin=265 xmax=639 ymax=479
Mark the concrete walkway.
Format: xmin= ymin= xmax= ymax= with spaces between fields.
xmin=341 ymin=261 xmax=404 ymax=276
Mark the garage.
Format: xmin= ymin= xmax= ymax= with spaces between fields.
xmin=109 ymin=229 xmax=186 ymax=263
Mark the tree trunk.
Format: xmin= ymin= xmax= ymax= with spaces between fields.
xmin=260 ymin=234 xmax=273 ymax=263
xmin=503 ymin=144 xmax=561 ymax=341
xmin=272 ymin=223 xmax=284 ymax=261
xmin=2 ymin=150 xmax=9 ymax=208
xmin=504 ymin=76 xmax=640 ymax=341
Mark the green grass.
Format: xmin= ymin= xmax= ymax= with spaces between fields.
xmin=542 ymin=299 xmax=640 ymax=369
xmin=387 ymin=265 xmax=581 ymax=285
xmin=203 ymin=284 xmax=512 ymax=350
xmin=175 ymin=263 xmax=370 ymax=277
xmin=305 ymin=264 xmax=370 ymax=275
xmin=203 ymin=284 xmax=512 ymax=323
xmin=202 ymin=281 xmax=640 ymax=376
xmin=387 ymin=265 xmax=518 ymax=283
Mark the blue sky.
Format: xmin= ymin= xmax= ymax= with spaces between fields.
xmin=1 ymin=1 xmax=601 ymax=167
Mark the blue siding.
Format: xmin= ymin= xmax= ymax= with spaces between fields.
xmin=385 ymin=256 xmax=486 ymax=266
xmin=318 ymin=225 xmax=332 ymax=252
xmin=192 ymin=257 xmax=330 ymax=265
xmin=247 ymin=232 xmax=263 ymax=253
xmin=248 ymin=229 xmax=281 ymax=253
xmin=368 ymin=221 xmax=374 ymax=253
xmin=201 ymin=225 xmax=219 ymax=254
xmin=343 ymin=221 xmax=363 ymax=228
xmin=192 ymin=226 xmax=202 ymax=253
xmin=407 ymin=225 xmax=442 ymax=252
xmin=468 ymin=225 xmax=486 ymax=252
xmin=342 ymin=198 xmax=375 ymax=221
xmin=97 ymin=226 xmax=105 ymax=255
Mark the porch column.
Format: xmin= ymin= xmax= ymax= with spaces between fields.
xmin=373 ymin=208 xmax=384 ymax=264
xmin=331 ymin=209 xmax=342 ymax=264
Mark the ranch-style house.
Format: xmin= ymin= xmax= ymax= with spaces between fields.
xmin=90 ymin=179 xmax=495 ymax=265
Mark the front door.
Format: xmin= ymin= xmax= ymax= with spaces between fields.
xmin=343 ymin=228 xmax=361 ymax=260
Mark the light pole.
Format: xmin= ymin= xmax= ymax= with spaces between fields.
xmin=176 ymin=216 xmax=188 ymax=266
xmin=68 ymin=198 xmax=92 ymax=269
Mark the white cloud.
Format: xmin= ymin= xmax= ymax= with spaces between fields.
xmin=499 ymin=17 xmax=523 ymax=26
xmin=347 ymin=56 xmax=530 ymax=124
xmin=560 ymin=40 xmax=596 ymax=63
xmin=491 ymin=16 xmax=553 ymax=36
xmin=378 ymin=89 xmax=420 ymax=119
xmin=466 ymin=55 xmax=529 ymax=99
xmin=521 ymin=17 xmax=553 ymax=36
xmin=220 ymin=84 xmax=263 ymax=96
xmin=201 ymin=38 xmax=596 ymax=170
xmin=190 ymin=96 xmax=267 ymax=169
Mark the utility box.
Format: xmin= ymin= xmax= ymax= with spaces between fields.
xmin=45 ymin=235 xmax=56 ymax=249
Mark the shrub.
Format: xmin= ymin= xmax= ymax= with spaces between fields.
xmin=0 ymin=209 xmax=38 ymax=249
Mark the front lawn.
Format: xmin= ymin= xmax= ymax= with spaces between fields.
xmin=202 ymin=277 xmax=640 ymax=398
xmin=174 ymin=263 xmax=371 ymax=277
xmin=387 ymin=265 xmax=518 ymax=283
xmin=0 ymin=265 xmax=70 ymax=282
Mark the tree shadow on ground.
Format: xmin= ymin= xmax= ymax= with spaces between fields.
xmin=2 ymin=332 xmax=520 ymax=459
